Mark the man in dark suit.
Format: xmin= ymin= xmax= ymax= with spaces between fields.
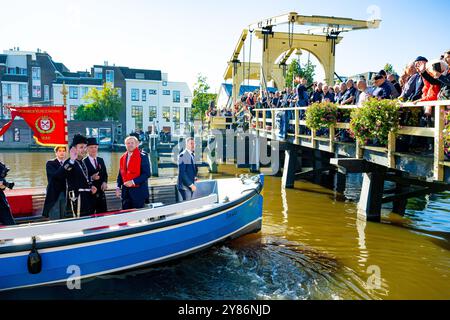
xmin=177 ymin=137 xmax=198 ymax=201
xmin=83 ymin=138 xmax=108 ymax=214
xmin=116 ymin=136 xmax=151 ymax=210
xmin=65 ymin=134 xmax=98 ymax=217
xmin=42 ymin=146 xmax=68 ymax=220
xmin=0 ymin=162 xmax=15 ymax=225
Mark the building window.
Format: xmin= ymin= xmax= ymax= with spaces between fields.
xmin=69 ymin=87 xmax=78 ymax=99
xmin=32 ymin=67 xmax=41 ymax=81
xmin=7 ymin=67 xmax=16 ymax=75
xmin=163 ymin=90 xmax=170 ymax=96
xmin=94 ymin=68 xmax=103 ymax=79
xmin=131 ymin=89 xmax=139 ymax=101
xmin=14 ymin=128 xmax=20 ymax=142
xmin=86 ymin=127 xmax=99 ymax=138
xmin=185 ymin=108 xmax=192 ymax=122
xmin=173 ymin=90 xmax=180 ymax=103
xmin=2 ymin=106 xmax=12 ymax=119
xmin=32 ymin=85 xmax=41 ymax=98
xmin=2 ymin=84 xmax=12 ymax=99
xmin=136 ymin=73 xmax=145 ymax=79
xmin=106 ymin=70 xmax=114 ymax=84
xmin=44 ymin=85 xmax=50 ymax=101
xmin=131 ymin=106 xmax=143 ymax=131
xmin=184 ymin=97 xmax=189 ymax=104
xmin=142 ymin=89 xmax=147 ymax=102
xmin=149 ymin=106 xmax=157 ymax=122
xmin=162 ymin=107 xmax=170 ymax=122
xmin=19 ymin=68 xmax=27 ymax=75
xmin=70 ymin=106 xmax=79 ymax=120
xmin=173 ymin=107 xmax=180 ymax=129
xmin=19 ymin=84 xmax=27 ymax=101
xmin=149 ymin=89 xmax=157 ymax=95
xmin=98 ymin=128 xmax=112 ymax=145
xmin=81 ymin=87 xmax=89 ymax=98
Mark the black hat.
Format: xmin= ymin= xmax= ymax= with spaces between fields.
xmin=129 ymin=132 xmax=141 ymax=142
xmin=71 ymin=134 xmax=88 ymax=148
xmin=378 ymin=69 xmax=387 ymax=77
xmin=87 ymin=137 xmax=99 ymax=146
xmin=373 ymin=74 xmax=384 ymax=81
xmin=415 ymin=56 xmax=428 ymax=63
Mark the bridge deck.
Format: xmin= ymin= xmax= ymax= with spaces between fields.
xmin=252 ymin=100 xmax=450 ymax=183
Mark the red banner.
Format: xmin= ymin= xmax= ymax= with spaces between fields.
xmin=0 ymin=106 xmax=68 ymax=146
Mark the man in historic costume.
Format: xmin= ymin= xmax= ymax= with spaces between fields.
xmin=65 ymin=134 xmax=98 ymax=217
xmin=177 ymin=137 xmax=199 ymax=201
xmin=0 ymin=182 xmax=15 ymax=226
xmin=83 ymin=138 xmax=108 ymax=214
xmin=42 ymin=146 xmax=69 ymax=220
xmin=116 ymin=136 xmax=151 ymax=210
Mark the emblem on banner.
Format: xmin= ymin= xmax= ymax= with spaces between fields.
xmin=35 ymin=116 xmax=56 ymax=134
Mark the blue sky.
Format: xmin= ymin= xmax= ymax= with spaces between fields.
xmin=1 ymin=0 xmax=448 ymax=93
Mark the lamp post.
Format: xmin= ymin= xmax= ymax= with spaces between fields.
xmin=61 ymin=82 xmax=68 ymax=108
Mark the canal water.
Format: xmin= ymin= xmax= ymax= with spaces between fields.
xmin=1 ymin=151 xmax=449 ymax=300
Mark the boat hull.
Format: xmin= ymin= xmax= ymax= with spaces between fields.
xmin=0 ymin=191 xmax=263 ymax=292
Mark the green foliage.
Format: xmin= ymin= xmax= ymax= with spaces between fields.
xmin=192 ymin=73 xmax=217 ymax=121
xmin=74 ymin=104 xmax=105 ymax=121
xmin=384 ymin=63 xmax=397 ymax=76
xmin=305 ymin=102 xmax=339 ymax=130
xmin=74 ymin=83 xmax=122 ymax=121
xmin=444 ymin=108 xmax=450 ymax=154
xmin=285 ymin=60 xmax=316 ymax=87
xmin=350 ymin=99 xmax=400 ymax=146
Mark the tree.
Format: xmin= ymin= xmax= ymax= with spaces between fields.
xmin=384 ymin=63 xmax=397 ymax=76
xmin=285 ymin=59 xmax=316 ymax=87
xmin=74 ymin=104 xmax=105 ymax=121
xmin=192 ymin=74 xmax=217 ymax=121
xmin=74 ymin=83 xmax=122 ymax=121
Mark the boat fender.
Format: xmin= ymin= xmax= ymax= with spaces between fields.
xmin=27 ymin=237 xmax=42 ymax=275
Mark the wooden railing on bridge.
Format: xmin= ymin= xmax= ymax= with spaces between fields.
xmin=253 ymin=100 xmax=450 ymax=182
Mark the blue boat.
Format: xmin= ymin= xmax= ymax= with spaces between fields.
xmin=0 ymin=175 xmax=264 ymax=292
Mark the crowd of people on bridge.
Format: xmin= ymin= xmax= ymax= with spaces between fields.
xmin=212 ymin=49 xmax=450 ymax=155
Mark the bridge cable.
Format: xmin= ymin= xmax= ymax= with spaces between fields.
xmin=247 ymin=29 xmax=254 ymax=86
xmin=288 ymin=21 xmax=294 ymax=48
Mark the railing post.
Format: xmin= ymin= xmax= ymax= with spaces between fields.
xmin=434 ymin=105 xmax=445 ymax=181
xmin=311 ymin=129 xmax=316 ymax=149
xmin=387 ymin=131 xmax=396 ymax=168
xmin=295 ymin=109 xmax=299 ymax=145
xmin=329 ymin=125 xmax=335 ymax=153
xmin=355 ymin=140 xmax=363 ymax=159
xmin=262 ymin=109 xmax=266 ymax=130
xmin=272 ymin=110 xmax=276 ymax=139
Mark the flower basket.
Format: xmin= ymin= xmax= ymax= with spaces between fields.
xmin=305 ymin=102 xmax=339 ymax=130
xmin=350 ymin=98 xmax=400 ymax=146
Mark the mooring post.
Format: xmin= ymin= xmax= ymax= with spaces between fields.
xmin=392 ymin=172 xmax=408 ymax=215
xmin=149 ymin=136 xmax=159 ymax=177
xmin=358 ymin=171 xmax=385 ymax=222
xmin=250 ymin=134 xmax=261 ymax=173
xmin=282 ymin=146 xmax=298 ymax=188
xmin=206 ymin=135 xmax=218 ymax=174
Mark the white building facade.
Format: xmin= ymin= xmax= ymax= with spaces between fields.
xmin=125 ymin=77 xmax=192 ymax=135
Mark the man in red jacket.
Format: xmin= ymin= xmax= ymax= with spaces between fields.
xmin=116 ymin=136 xmax=151 ymax=210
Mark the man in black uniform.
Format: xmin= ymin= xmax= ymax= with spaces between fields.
xmin=65 ymin=134 xmax=97 ymax=218
xmin=42 ymin=146 xmax=68 ymax=220
xmin=0 ymin=162 xmax=15 ymax=226
xmin=83 ymin=138 xmax=108 ymax=214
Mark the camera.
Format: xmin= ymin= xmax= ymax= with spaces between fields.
xmin=0 ymin=162 xmax=15 ymax=190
